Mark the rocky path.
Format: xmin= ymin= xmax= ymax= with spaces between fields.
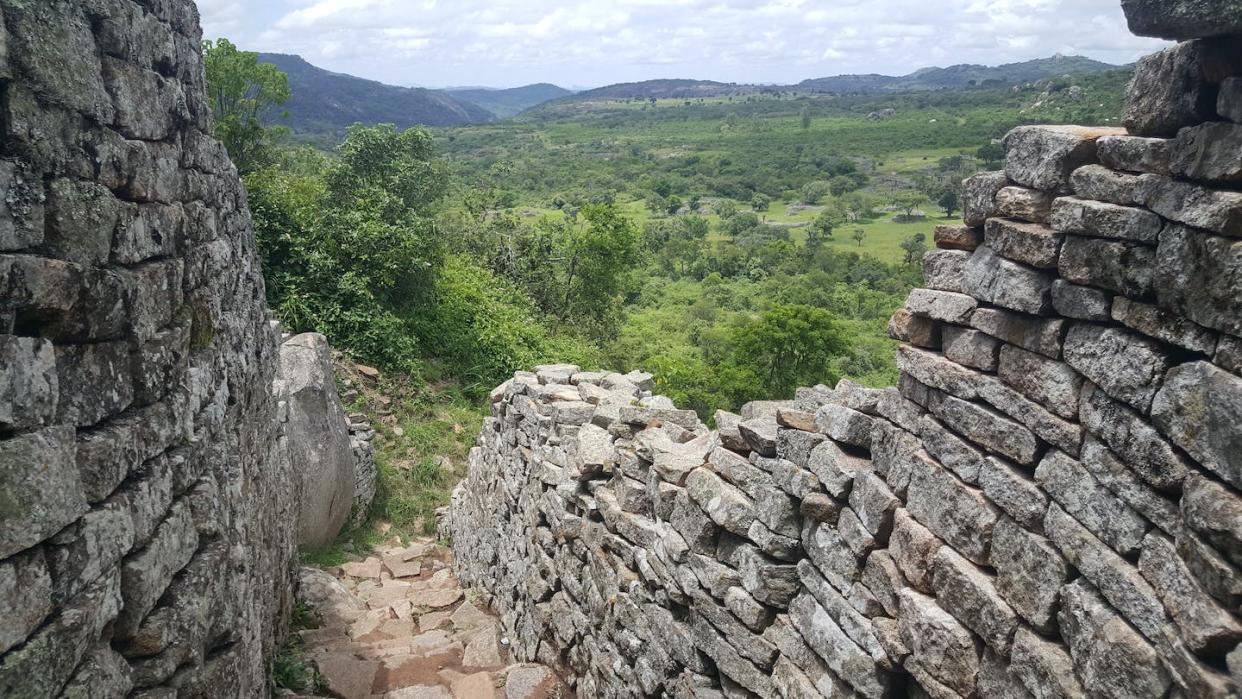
xmin=292 ymin=539 xmax=569 ymax=699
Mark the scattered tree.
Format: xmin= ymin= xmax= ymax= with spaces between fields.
xmin=751 ymin=193 xmax=771 ymax=212
xmin=900 ymin=232 xmax=927 ymax=264
xmin=732 ymin=304 xmax=849 ymax=397
xmin=852 ymin=228 xmax=867 ymax=247
xmin=203 ymin=38 xmax=291 ymax=173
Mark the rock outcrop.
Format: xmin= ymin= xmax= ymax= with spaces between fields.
xmin=0 ymin=0 xmax=304 ymax=695
xmin=277 ymin=332 xmax=361 ymax=549
xmin=445 ymin=5 xmax=1242 ymax=697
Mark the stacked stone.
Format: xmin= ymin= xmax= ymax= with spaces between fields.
xmin=882 ymin=3 xmax=1242 ymax=694
xmin=348 ymin=413 xmax=378 ymax=528
xmin=0 ymin=1 xmax=298 ymax=696
xmin=448 ymin=6 xmax=1242 ymax=697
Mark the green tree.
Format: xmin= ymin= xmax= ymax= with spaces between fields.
xmin=203 ymin=38 xmax=291 ymax=173
xmin=732 ymin=304 xmax=849 ymax=397
xmin=892 ymin=192 xmax=924 ymax=219
xmin=852 ymin=228 xmax=867 ymax=247
xmin=554 ymin=204 xmax=643 ymax=336
xmin=809 ymin=211 xmax=835 ymax=241
xmin=751 ymin=193 xmax=771 ymax=212
xmin=801 ymin=106 xmax=812 ymax=130
xmin=666 ymin=195 xmax=683 ymax=216
xmin=714 ymin=199 xmax=738 ymax=220
xmin=900 ymin=232 xmax=927 ymax=264
xmin=937 ymin=189 xmax=960 ymax=217
xmin=801 ymin=180 xmax=831 ymax=205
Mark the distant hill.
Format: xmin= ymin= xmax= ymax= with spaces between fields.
xmin=445 ymin=84 xmax=573 ymax=118
xmin=568 ymin=79 xmax=762 ymax=101
xmin=547 ymin=55 xmax=1123 ymax=107
xmin=257 ymin=53 xmax=493 ymax=134
xmin=799 ymin=55 xmax=1121 ymax=93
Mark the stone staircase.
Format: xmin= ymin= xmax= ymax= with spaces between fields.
xmin=292 ymin=540 xmax=569 ymax=699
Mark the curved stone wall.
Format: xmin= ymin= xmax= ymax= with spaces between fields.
xmin=0 ymin=1 xmax=297 ymax=695
xmin=445 ymin=7 xmax=1242 ymax=698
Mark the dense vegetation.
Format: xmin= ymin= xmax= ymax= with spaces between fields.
xmin=209 ymin=40 xmax=1130 ymax=419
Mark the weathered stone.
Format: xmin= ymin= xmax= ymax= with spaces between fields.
xmin=1153 ymin=361 xmax=1242 ymax=488
xmin=897 ymin=588 xmax=980 ymax=697
xmin=1141 ymin=175 xmax=1242 ymax=238
xmin=788 ymin=593 xmax=892 ymax=698
xmin=984 ymin=217 xmax=1062 ymax=268
xmin=1008 ymin=628 xmax=1087 ymax=699
xmin=926 ymin=392 xmax=1039 ymax=466
xmin=1003 ymin=125 xmax=1123 ymax=191
xmin=619 ymin=405 xmax=700 ymax=430
xmin=1050 ymin=196 xmax=1162 ymax=243
xmin=815 ymin=403 xmax=873 ymax=449
xmin=806 ymin=440 xmax=868 ymax=500
xmin=994 ymin=186 xmax=1055 ymax=224
xmin=54 ymin=340 xmax=134 ymax=427
xmin=969 ymin=308 xmax=1065 ymax=359
xmin=652 ymin=432 xmax=711 ymax=486
xmin=887 ymin=307 xmax=941 ymax=348
xmin=977 ymin=457 xmax=1047 ymax=530
xmin=848 ymin=471 xmax=900 ymax=540
xmin=279 ymin=333 xmax=358 ymax=549
xmin=1063 ymin=323 xmax=1170 ymax=413
xmin=115 ymin=501 xmax=198 ymax=636
xmin=1215 ymin=334 xmax=1242 ymax=375
xmin=1079 ymin=384 xmax=1191 ymax=490
xmin=1171 ymin=121 xmax=1242 ymax=183
xmin=799 ymin=492 xmax=841 ymax=524
xmin=1050 ymin=279 xmax=1112 ymax=322
xmin=714 ymin=410 xmax=748 ymax=453
xmin=904 ymin=288 xmax=976 ymax=324
xmin=802 ymin=521 xmax=863 ymax=593
xmin=906 ymin=456 xmax=997 ymax=565
xmin=890 ymin=508 xmax=942 ymax=593
xmin=0 ymin=549 xmax=52 ymax=655
xmin=1124 ymin=38 xmax=1242 ymax=137
xmin=1080 ymin=438 xmax=1179 ymax=535
xmin=0 ymin=426 xmax=86 ymax=559
xmin=1058 ymin=235 xmax=1155 ymax=298
xmin=43 ymin=179 xmax=119 ymax=266
xmin=961 ymin=246 xmax=1054 ymax=316
xmin=1220 ymin=76 xmax=1242 ymax=123
xmin=1121 ymin=0 xmax=1242 ymax=40
xmin=798 ymin=560 xmax=890 ymax=670
xmin=737 ymin=418 xmax=777 ymax=458
xmin=1112 ymin=297 xmax=1217 ymax=355
xmin=0 ymin=160 xmax=44 ymax=251
xmin=1097 ymin=135 xmax=1172 ymax=175
xmin=996 ymin=345 xmax=1081 ymax=419
xmin=1058 ymin=579 xmax=1170 ymax=698
xmin=991 ymin=517 xmax=1068 ymax=633
xmin=939 ymin=326 xmax=999 ymax=373
xmin=860 ymin=550 xmax=904 ymax=617
xmin=932 ymin=547 xmax=1018 ymax=655
xmin=961 ymin=172 xmax=1008 ymax=227
xmin=934 ymin=223 xmax=985 ymax=251
xmin=1068 ymin=164 xmax=1146 ymax=206
xmin=686 ymin=467 xmax=755 ymax=537
xmin=896 ymin=345 xmax=982 ymax=401
xmin=1035 ymin=450 xmax=1149 ymax=556
xmin=1154 ymin=225 xmax=1242 ymax=337
xmin=1139 ymin=531 xmax=1242 ymax=655
xmin=0 ymin=336 xmax=57 ymax=431
xmin=921 ymin=249 xmax=969 ymax=293
xmin=1181 ymin=474 xmax=1242 ymax=569
xmin=1045 ymin=505 xmax=1169 ymax=643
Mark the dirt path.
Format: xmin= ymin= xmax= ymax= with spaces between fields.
xmin=291 ymin=539 xmax=569 ymax=699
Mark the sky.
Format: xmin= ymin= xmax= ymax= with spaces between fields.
xmin=195 ymin=0 xmax=1169 ymax=90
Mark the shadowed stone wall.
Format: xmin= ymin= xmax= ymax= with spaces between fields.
xmin=0 ymin=0 xmax=299 ymax=695
xmin=445 ymin=3 xmax=1242 ymax=697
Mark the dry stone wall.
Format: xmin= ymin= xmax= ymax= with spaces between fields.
xmin=0 ymin=0 xmax=299 ymax=696
xmin=445 ymin=5 xmax=1242 ymax=698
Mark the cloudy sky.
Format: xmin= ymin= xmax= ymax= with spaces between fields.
xmin=195 ymin=0 xmax=1168 ymax=89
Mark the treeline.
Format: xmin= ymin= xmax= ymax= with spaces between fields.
xmin=207 ymin=40 xmax=949 ymax=415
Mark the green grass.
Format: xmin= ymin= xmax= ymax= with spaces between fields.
xmin=300 ymin=362 xmax=487 ymax=568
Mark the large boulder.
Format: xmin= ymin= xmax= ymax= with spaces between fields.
xmin=1121 ymin=0 xmax=1242 ymax=40
xmin=278 ymin=333 xmax=357 ymax=548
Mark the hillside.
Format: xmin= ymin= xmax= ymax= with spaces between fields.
xmin=257 ymin=53 xmax=493 ymax=134
xmin=445 ymin=83 xmax=573 ymax=117
xmin=548 ymin=55 xmax=1121 ymax=104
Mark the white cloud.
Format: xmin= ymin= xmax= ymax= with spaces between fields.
xmin=194 ymin=0 xmax=1168 ymax=88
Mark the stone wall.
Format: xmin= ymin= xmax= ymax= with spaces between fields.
xmin=445 ymin=5 xmax=1242 ymax=698
xmin=0 ymin=1 xmax=298 ymax=696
